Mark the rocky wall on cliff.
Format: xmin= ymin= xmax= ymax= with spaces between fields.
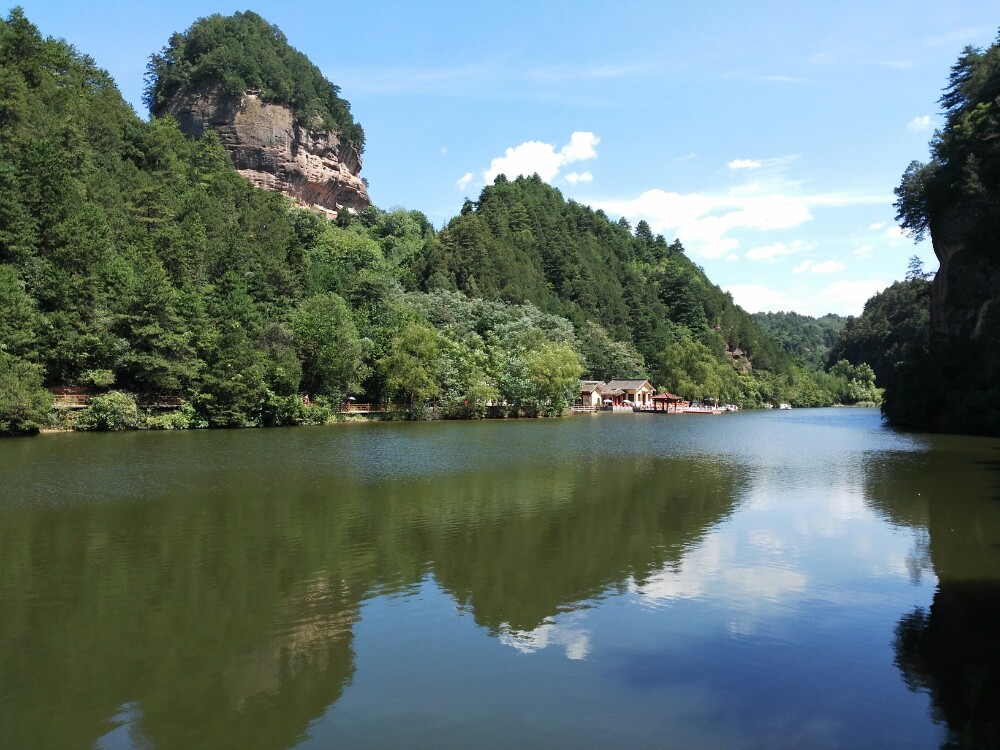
xmin=929 ymin=208 xmax=1000 ymax=341
xmin=156 ymin=79 xmax=370 ymax=215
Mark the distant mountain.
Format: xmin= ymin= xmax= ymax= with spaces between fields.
xmin=751 ymin=311 xmax=847 ymax=369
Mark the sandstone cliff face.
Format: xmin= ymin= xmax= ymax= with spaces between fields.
xmin=930 ymin=208 xmax=999 ymax=340
xmin=157 ymin=79 xmax=370 ymax=215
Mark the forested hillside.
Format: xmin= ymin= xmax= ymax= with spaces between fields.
xmin=751 ymin=311 xmax=846 ymax=369
xmin=0 ymin=9 xmax=870 ymax=435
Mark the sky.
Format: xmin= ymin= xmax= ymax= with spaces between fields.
xmin=10 ymin=1 xmax=999 ymax=316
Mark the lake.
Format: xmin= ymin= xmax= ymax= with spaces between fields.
xmin=2 ymin=408 xmax=999 ymax=749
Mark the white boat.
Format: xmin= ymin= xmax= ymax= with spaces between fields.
xmin=682 ymin=405 xmax=724 ymax=415
xmin=778 ymin=403 xmax=792 ymax=410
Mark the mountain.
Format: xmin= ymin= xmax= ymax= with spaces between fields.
xmin=408 ymin=174 xmax=788 ymax=380
xmin=147 ymin=11 xmax=370 ymax=215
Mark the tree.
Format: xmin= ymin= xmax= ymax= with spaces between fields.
xmin=905 ymin=255 xmax=932 ymax=281
xmin=0 ymin=352 xmax=52 ymax=435
xmin=827 ymin=279 xmax=931 ymax=390
xmin=379 ymin=321 xmax=442 ymax=413
xmin=524 ymin=341 xmax=583 ymax=415
xmin=289 ymin=292 xmax=366 ymax=400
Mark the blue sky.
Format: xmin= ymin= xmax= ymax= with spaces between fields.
xmin=10 ymin=1 xmax=998 ymax=316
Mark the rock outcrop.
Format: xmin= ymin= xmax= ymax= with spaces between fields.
xmin=929 ymin=207 xmax=1000 ymax=340
xmin=156 ymin=79 xmax=370 ymax=215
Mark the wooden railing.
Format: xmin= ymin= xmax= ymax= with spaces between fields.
xmin=51 ymin=393 xmax=185 ymax=410
xmin=52 ymin=394 xmax=91 ymax=409
xmin=336 ymin=403 xmax=410 ymax=414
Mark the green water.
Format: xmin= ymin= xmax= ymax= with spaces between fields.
xmin=2 ymin=409 xmax=999 ymax=749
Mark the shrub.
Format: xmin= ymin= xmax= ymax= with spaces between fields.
xmin=76 ymin=391 xmax=142 ymax=431
xmin=144 ymin=408 xmax=192 ymax=430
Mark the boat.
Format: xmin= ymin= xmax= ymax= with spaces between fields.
xmin=682 ymin=401 xmax=724 ymax=415
xmin=778 ymin=403 xmax=792 ymax=410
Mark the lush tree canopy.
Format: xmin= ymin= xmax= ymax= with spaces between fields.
xmin=752 ymin=311 xmax=846 ymax=370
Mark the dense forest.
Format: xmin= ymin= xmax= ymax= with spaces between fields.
xmin=751 ymin=311 xmax=846 ymax=369
xmin=0 ymin=9 xmax=878 ymax=436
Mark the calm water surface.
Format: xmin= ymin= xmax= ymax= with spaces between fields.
xmin=2 ymin=409 xmax=999 ymax=749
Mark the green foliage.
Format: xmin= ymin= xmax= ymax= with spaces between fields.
xmin=751 ymin=311 xmax=847 ymax=369
xmin=828 ymin=279 xmax=931 ymax=391
xmin=78 ymin=369 xmax=116 ymax=389
xmin=289 ymin=292 xmax=366 ymax=401
xmin=829 ymin=360 xmax=882 ymax=404
xmin=379 ymin=321 xmax=442 ymax=415
xmin=144 ymin=11 xmax=364 ymax=151
xmin=409 ymin=174 xmax=796 ymax=399
xmin=524 ymin=342 xmax=583 ymax=416
xmin=75 ymin=391 xmax=142 ymax=431
xmin=654 ymin=327 xmax=738 ymax=402
xmin=893 ymin=32 xmax=1000 ymax=261
xmin=0 ymin=352 xmax=52 ymax=435
xmin=145 ymin=407 xmax=193 ymax=430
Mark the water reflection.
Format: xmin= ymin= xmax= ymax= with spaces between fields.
xmin=0 ymin=425 xmax=741 ymax=749
xmin=864 ymin=440 xmax=1000 ymax=749
xmin=4 ymin=412 xmax=998 ymax=749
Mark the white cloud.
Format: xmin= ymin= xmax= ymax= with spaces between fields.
xmin=907 ymin=115 xmax=933 ymax=132
xmin=726 ymin=254 xmax=740 ymax=262
xmin=564 ymin=171 xmax=593 ymax=185
xmin=725 ymin=278 xmax=886 ymax=316
xmin=745 ymin=241 xmax=800 ymax=262
xmin=483 ymin=131 xmax=599 ymax=184
xmin=853 ymin=243 xmax=874 ymax=258
xmin=725 ymin=283 xmax=808 ymax=313
xmin=728 ymin=159 xmax=762 ymax=170
xmin=560 ymin=131 xmax=600 ymax=162
xmin=794 ymin=260 xmax=812 ymax=274
xmin=456 ymin=172 xmax=473 ymax=190
xmin=441 ymin=146 xmax=448 ymax=156
xmin=818 ymin=279 xmax=887 ymax=313
xmin=594 ymin=183 xmax=885 ymax=260
xmin=868 ymin=222 xmax=886 ymax=231
xmin=597 ymin=189 xmax=819 ymax=259
xmin=810 ymin=260 xmax=846 ymax=274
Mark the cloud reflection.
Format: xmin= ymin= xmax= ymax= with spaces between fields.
xmin=498 ymin=616 xmax=591 ymax=660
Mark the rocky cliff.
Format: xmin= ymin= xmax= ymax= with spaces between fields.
xmin=156 ymin=79 xmax=370 ymax=215
xmin=929 ymin=207 xmax=1000 ymax=341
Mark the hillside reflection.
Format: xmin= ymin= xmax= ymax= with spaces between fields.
xmin=864 ymin=444 xmax=1000 ymax=750
xmin=0 ymin=432 xmax=740 ymax=750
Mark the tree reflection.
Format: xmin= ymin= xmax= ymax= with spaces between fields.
xmin=864 ymin=444 xmax=1000 ymax=749
xmin=0 ymin=432 xmax=740 ymax=750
